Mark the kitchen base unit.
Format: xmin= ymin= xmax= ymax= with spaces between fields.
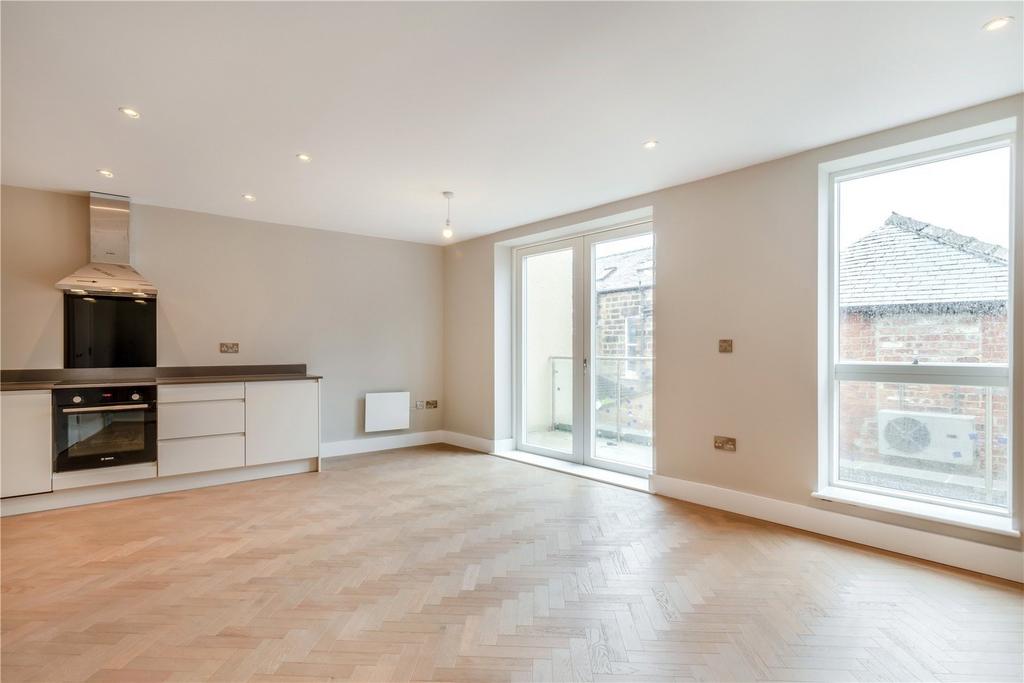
xmin=0 ymin=391 xmax=53 ymax=498
xmin=244 ymin=380 xmax=320 ymax=466
xmin=1 ymin=373 xmax=321 ymax=516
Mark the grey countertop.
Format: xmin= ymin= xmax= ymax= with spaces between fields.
xmin=1 ymin=365 xmax=320 ymax=391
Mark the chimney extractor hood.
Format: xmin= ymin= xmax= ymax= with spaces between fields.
xmin=55 ymin=192 xmax=157 ymax=297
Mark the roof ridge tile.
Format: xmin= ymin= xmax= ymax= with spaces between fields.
xmin=884 ymin=212 xmax=1008 ymax=264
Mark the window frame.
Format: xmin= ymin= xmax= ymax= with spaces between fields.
xmin=817 ymin=119 xmax=1017 ymax=530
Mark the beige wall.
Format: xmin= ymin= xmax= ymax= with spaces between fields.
xmin=1 ymin=187 xmax=89 ymax=368
xmin=1 ymin=187 xmax=445 ymax=443
xmin=443 ymin=94 xmax=1024 ymax=550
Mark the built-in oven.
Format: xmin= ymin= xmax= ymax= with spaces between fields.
xmin=53 ymin=385 xmax=157 ymax=472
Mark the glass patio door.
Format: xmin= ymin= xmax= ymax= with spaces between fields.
xmin=516 ymin=223 xmax=654 ymax=476
xmin=585 ymin=226 xmax=654 ymax=475
xmin=518 ymin=239 xmax=581 ymax=461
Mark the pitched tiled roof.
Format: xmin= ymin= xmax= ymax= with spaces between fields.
xmin=839 ymin=213 xmax=1008 ymax=308
xmin=595 ymin=249 xmax=654 ymax=293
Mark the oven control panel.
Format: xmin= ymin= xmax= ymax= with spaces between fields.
xmin=53 ymin=385 xmax=157 ymax=408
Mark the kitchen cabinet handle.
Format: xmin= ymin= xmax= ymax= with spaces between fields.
xmin=61 ymin=403 xmax=150 ymax=414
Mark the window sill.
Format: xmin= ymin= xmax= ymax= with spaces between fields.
xmin=812 ymin=486 xmax=1019 ymax=537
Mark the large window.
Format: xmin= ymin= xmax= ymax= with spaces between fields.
xmin=819 ymin=123 xmax=1015 ymax=531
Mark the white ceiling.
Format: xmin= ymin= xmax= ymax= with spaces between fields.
xmin=2 ymin=2 xmax=1021 ymax=244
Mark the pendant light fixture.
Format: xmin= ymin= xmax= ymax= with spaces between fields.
xmin=441 ymin=191 xmax=454 ymax=239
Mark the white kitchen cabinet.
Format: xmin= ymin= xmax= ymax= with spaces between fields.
xmin=158 ymin=382 xmax=244 ymax=403
xmin=1 ymin=391 xmax=53 ymax=498
xmin=157 ymin=382 xmax=246 ymax=477
xmin=159 ymin=399 xmax=245 ymax=440
xmin=244 ymin=380 xmax=318 ymax=466
xmin=159 ymin=433 xmax=245 ymax=477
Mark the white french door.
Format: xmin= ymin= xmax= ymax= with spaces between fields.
xmin=515 ymin=222 xmax=654 ymax=476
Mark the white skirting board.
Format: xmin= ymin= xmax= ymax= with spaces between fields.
xmin=1 ymin=459 xmax=317 ymax=517
xmin=439 ymin=431 xmax=498 ymax=453
xmin=321 ymin=430 xmax=446 ymax=457
xmin=320 ymin=430 xmax=499 ymax=458
xmin=650 ymin=474 xmax=1024 ymax=583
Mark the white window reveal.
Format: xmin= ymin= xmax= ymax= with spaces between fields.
xmin=817 ymin=119 xmax=1017 ymax=535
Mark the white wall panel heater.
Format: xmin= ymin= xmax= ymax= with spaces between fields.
xmin=365 ymin=392 xmax=410 ymax=432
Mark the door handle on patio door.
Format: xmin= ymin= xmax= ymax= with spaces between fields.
xmin=583 ymin=356 xmax=588 ymax=374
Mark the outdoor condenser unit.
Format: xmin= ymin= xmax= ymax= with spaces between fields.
xmin=877 ymin=410 xmax=977 ymax=465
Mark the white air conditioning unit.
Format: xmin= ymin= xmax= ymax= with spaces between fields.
xmin=877 ymin=410 xmax=976 ymax=465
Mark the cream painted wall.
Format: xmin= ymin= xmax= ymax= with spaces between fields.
xmin=443 ymin=94 xmax=1024 ymax=550
xmin=1 ymin=187 xmax=445 ymax=442
xmin=1 ymin=187 xmax=89 ymax=367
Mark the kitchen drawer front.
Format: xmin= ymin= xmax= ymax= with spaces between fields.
xmin=158 ymin=382 xmax=244 ymax=403
xmin=158 ymin=434 xmax=245 ymax=477
xmin=158 ymin=399 xmax=244 ymax=440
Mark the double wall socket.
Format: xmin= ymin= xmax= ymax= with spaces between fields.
xmin=718 ymin=339 xmax=733 ymax=353
xmin=414 ymin=400 xmax=439 ymax=410
xmin=713 ymin=435 xmax=737 ymax=451
xmin=425 ymin=400 xmax=438 ymax=409
xmin=219 ymin=342 xmax=239 ymax=354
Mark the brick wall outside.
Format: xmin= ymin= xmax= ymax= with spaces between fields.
xmin=841 ymin=307 xmax=1008 ymax=364
xmin=838 ymin=306 xmax=1009 ymax=505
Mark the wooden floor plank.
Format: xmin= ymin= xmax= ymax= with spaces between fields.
xmin=2 ymin=445 xmax=1021 ymax=682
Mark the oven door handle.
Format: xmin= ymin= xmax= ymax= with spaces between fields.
xmin=61 ymin=403 xmax=150 ymax=414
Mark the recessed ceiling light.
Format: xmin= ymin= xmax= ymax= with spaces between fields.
xmin=643 ymin=139 xmax=659 ymax=149
xmin=97 ymin=168 xmax=114 ymax=178
xmin=983 ymin=16 xmax=1014 ymax=31
xmin=118 ymin=107 xmax=141 ymax=119
xmin=296 ymin=153 xmax=312 ymax=163
xmin=242 ymin=193 xmax=256 ymax=202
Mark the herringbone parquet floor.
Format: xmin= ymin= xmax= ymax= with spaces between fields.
xmin=2 ymin=445 xmax=1021 ymax=682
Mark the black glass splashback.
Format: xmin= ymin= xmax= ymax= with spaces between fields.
xmin=64 ymin=293 xmax=156 ymax=368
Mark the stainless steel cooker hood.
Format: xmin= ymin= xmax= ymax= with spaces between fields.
xmin=55 ymin=192 xmax=157 ymax=297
